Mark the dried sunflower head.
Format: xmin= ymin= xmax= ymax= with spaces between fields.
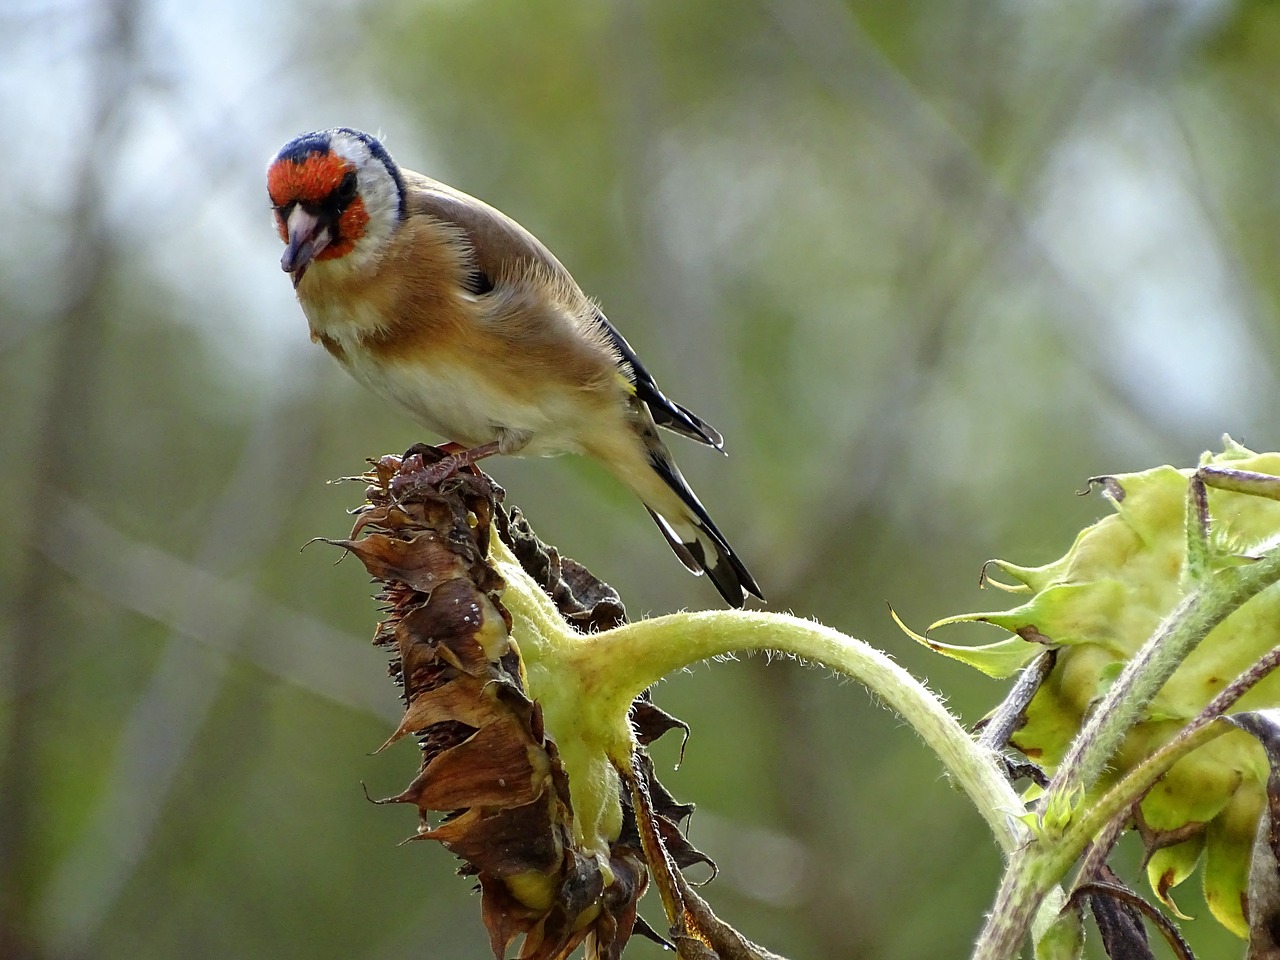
xmin=326 ymin=451 xmax=714 ymax=959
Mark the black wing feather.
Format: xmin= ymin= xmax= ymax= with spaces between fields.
xmin=593 ymin=310 xmax=725 ymax=451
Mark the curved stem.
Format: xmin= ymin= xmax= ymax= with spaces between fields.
xmin=567 ymin=601 xmax=1024 ymax=853
xmin=1067 ymin=721 xmax=1230 ymax=865
xmin=487 ymin=534 xmax=1036 ymax=936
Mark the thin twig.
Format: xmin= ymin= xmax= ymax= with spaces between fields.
xmin=39 ymin=497 xmax=392 ymax=719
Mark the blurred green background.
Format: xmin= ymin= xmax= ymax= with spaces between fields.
xmin=4 ymin=0 xmax=1279 ymax=957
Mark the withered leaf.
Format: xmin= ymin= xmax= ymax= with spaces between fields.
xmin=376 ymin=673 xmax=516 ymax=753
xmin=632 ymin=698 xmax=691 ymax=753
xmin=1085 ymin=886 xmax=1156 ymax=960
xmin=657 ymin=816 xmax=717 ymax=879
xmin=1067 ymin=874 xmax=1194 ymax=960
xmin=646 ymin=771 xmax=696 ymax=828
xmin=397 ymin=580 xmax=511 ymax=677
xmin=480 ymin=874 xmax=551 ymax=960
xmin=423 ymin=795 xmax=564 ymax=878
xmin=500 ymin=506 xmax=627 ymax=632
xmin=327 ymin=531 xmax=469 ymax=592
xmin=404 ymin=714 xmax=552 ymax=811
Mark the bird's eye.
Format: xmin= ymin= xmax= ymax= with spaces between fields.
xmin=336 ymin=171 xmax=358 ymax=203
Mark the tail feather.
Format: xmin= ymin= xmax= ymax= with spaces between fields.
xmin=643 ymin=453 xmax=764 ymax=608
xmin=645 ymin=507 xmax=701 ymax=574
xmin=591 ymin=309 xmax=725 ymax=451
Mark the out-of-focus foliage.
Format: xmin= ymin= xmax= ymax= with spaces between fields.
xmin=3 ymin=1 xmax=1279 ymax=957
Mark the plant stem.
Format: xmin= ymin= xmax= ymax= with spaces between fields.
xmin=1066 ymin=644 xmax=1280 ymax=884
xmin=586 ymin=609 xmax=1026 ymax=849
xmin=488 ymin=531 xmax=1103 ymax=952
xmin=490 ymin=527 xmax=1027 ymax=856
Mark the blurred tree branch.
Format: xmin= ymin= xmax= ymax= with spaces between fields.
xmin=38 ymin=496 xmax=391 ymax=719
xmin=761 ymin=0 xmax=1191 ymax=596
xmin=35 ymin=399 xmax=327 ymax=954
xmin=2 ymin=0 xmax=140 ymax=956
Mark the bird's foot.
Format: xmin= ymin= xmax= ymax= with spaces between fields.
xmin=390 ymin=441 xmax=501 ymax=499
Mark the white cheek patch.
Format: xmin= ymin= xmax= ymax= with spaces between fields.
xmin=328 ymin=132 xmax=402 ymax=272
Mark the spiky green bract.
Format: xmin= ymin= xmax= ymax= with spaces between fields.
xmin=925 ymin=442 xmax=1280 ymax=938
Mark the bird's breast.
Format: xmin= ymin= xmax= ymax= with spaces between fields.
xmin=308 ymin=309 xmax=608 ymax=457
xmin=297 ymin=254 xmax=625 ymax=457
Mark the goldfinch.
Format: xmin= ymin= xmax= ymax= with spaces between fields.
xmin=267 ymin=127 xmax=763 ymax=607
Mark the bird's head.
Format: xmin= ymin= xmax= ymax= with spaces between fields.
xmin=267 ymin=128 xmax=406 ymax=286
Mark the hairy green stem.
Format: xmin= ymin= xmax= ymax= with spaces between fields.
xmin=490 ymin=533 xmax=1025 ymax=854
xmin=487 ymin=533 xmax=1081 ymax=951
xmin=1046 ymin=565 xmax=1272 ymax=808
xmin=1068 ymin=721 xmax=1230 ymax=865
xmin=1066 ymin=643 xmax=1280 ymax=887
xmin=587 ymin=609 xmax=1028 ymax=851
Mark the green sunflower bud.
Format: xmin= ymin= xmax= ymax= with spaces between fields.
xmin=921 ymin=440 xmax=1280 ymax=937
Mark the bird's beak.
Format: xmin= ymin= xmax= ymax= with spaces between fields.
xmin=280 ymin=206 xmax=331 ymax=287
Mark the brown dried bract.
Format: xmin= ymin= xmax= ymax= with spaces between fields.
xmin=340 ymin=456 xmax=608 ymax=958
xmin=331 ymin=451 xmax=723 ymax=959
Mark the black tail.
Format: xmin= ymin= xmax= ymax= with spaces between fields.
xmin=644 ymin=456 xmax=764 ymax=608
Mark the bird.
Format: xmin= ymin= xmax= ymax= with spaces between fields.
xmin=267 ymin=127 xmax=763 ymax=607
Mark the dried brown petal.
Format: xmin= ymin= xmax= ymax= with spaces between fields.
xmin=433 ymin=802 xmax=564 ymax=877
xmin=375 ymin=674 xmax=507 ymax=752
xmin=397 ymin=581 xmax=510 ymax=677
xmin=414 ymin=714 xmax=551 ymax=810
xmin=323 ymin=531 xmax=469 ymax=593
xmin=632 ymin=698 xmax=691 ymax=750
xmin=333 ymin=449 xmax=744 ymax=960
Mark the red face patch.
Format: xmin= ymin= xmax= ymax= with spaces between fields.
xmin=267 ymin=151 xmax=350 ymax=207
xmin=326 ymin=198 xmax=369 ymax=260
xmin=268 ymin=150 xmax=370 ymax=259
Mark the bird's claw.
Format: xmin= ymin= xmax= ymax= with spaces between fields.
xmin=387 ymin=444 xmax=493 ymax=502
xmin=388 ymin=453 xmax=451 ymax=501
